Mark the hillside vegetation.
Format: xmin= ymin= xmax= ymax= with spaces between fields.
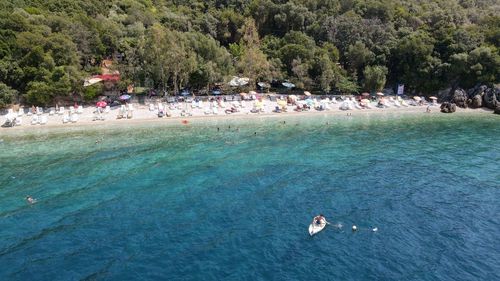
xmin=0 ymin=0 xmax=499 ymax=106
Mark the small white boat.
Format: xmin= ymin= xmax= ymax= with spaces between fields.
xmin=309 ymin=217 xmax=327 ymax=236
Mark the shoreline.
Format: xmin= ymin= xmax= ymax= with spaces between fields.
xmin=1 ymin=102 xmax=495 ymax=133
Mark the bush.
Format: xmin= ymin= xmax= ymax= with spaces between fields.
xmin=0 ymin=83 xmax=17 ymax=108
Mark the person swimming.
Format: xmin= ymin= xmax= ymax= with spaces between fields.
xmin=25 ymin=196 xmax=36 ymax=204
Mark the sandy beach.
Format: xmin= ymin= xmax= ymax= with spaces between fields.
xmin=0 ymin=98 xmax=494 ymax=131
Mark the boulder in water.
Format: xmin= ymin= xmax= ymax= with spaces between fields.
xmin=494 ymin=107 xmax=500 ymax=115
xmin=440 ymin=102 xmax=457 ymax=113
xmin=452 ymin=88 xmax=468 ymax=108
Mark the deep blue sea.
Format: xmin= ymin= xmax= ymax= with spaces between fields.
xmin=1 ymin=112 xmax=499 ymax=280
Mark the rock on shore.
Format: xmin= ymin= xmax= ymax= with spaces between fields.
xmin=440 ymin=102 xmax=457 ymax=113
xmin=444 ymin=85 xmax=500 ymax=112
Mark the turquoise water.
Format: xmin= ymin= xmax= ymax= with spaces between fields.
xmin=1 ymin=113 xmax=499 ymax=280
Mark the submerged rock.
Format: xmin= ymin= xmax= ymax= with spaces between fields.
xmin=452 ymin=88 xmax=468 ymax=108
xmin=440 ymin=102 xmax=457 ymax=113
xmin=483 ymin=87 xmax=500 ymax=109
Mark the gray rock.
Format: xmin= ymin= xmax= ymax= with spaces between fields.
xmin=451 ymin=88 xmax=468 ymax=108
xmin=494 ymin=107 xmax=500 ymax=115
xmin=440 ymin=102 xmax=457 ymax=113
xmin=468 ymin=94 xmax=483 ymax=108
xmin=467 ymin=84 xmax=488 ymax=98
xmin=483 ymin=87 xmax=500 ymax=109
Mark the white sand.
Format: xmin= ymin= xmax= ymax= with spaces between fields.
xmin=0 ymin=99 xmax=492 ymax=131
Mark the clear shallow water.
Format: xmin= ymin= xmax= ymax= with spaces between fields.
xmin=1 ymin=113 xmax=499 ymax=280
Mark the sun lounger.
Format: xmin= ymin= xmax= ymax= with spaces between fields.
xmin=117 ymin=105 xmax=126 ymax=119
xmin=58 ymin=106 xmax=65 ymax=115
xmin=70 ymin=113 xmax=78 ymax=123
xmin=2 ymin=110 xmax=17 ymax=127
xmin=18 ymin=108 xmax=24 ymax=117
xmin=77 ymin=105 xmax=84 ymax=114
xmin=31 ymin=115 xmax=39 ymax=125
xmin=149 ymin=103 xmax=155 ymax=111
xmin=204 ymin=107 xmax=211 ymax=115
xmin=62 ymin=113 xmax=69 ymax=123
xmin=212 ymin=107 xmax=219 ymax=115
xmin=40 ymin=115 xmax=47 ymax=125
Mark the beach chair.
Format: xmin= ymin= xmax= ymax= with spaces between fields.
xmin=117 ymin=105 xmax=125 ymax=119
xmin=77 ymin=105 xmax=84 ymax=114
xmin=70 ymin=113 xmax=78 ymax=123
xmin=69 ymin=107 xmax=75 ymax=115
xmin=40 ymin=115 xmax=47 ymax=125
xmin=49 ymin=108 xmax=55 ymax=115
xmin=37 ymin=107 xmax=43 ymax=115
xmin=2 ymin=114 xmax=16 ymax=127
xmin=104 ymin=105 xmax=110 ymax=113
xmin=212 ymin=107 xmax=219 ymax=115
xmin=18 ymin=108 xmax=24 ymax=117
xmin=61 ymin=113 xmax=69 ymax=123
xmin=15 ymin=117 xmax=22 ymax=126
xmin=31 ymin=115 xmax=39 ymax=125
xmin=204 ymin=106 xmax=211 ymax=115
xmin=149 ymin=103 xmax=155 ymax=111
xmin=58 ymin=106 xmax=65 ymax=115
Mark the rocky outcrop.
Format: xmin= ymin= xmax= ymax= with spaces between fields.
xmin=451 ymin=88 xmax=468 ymax=108
xmin=467 ymin=85 xmax=488 ymax=98
xmin=440 ymin=102 xmax=457 ymax=113
xmin=466 ymin=85 xmax=488 ymax=108
xmin=494 ymin=107 xmax=500 ymax=115
xmin=468 ymin=94 xmax=483 ymax=108
xmin=483 ymin=87 xmax=500 ymax=109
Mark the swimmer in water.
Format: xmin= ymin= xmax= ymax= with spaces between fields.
xmin=26 ymin=196 xmax=36 ymax=204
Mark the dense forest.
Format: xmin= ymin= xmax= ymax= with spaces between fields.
xmin=0 ymin=0 xmax=499 ymax=107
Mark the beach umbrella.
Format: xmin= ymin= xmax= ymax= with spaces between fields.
xmin=429 ymin=96 xmax=438 ymax=100
xmin=119 ymin=94 xmax=131 ymax=100
xmin=361 ymin=92 xmax=370 ymax=97
xmin=96 ymin=101 xmax=107 ymax=108
xmin=376 ymin=92 xmax=384 ymax=96
xmin=413 ymin=96 xmax=422 ymax=101
xmin=304 ymin=91 xmax=312 ymax=96
xmin=249 ymin=90 xmax=257 ymax=95
xmin=282 ymin=82 xmax=295 ymax=88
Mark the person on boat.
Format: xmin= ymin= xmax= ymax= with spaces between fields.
xmin=313 ymin=214 xmax=325 ymax=225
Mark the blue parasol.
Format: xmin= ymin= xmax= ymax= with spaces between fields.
xmin=119 ymin=94 xmax=131 ymax=100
